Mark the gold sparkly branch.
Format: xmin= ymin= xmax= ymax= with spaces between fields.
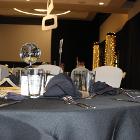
xmin=93 ymin=42 xmax=100 ymax=69
xmin=105 ymin=32 xmax=116 ymax=66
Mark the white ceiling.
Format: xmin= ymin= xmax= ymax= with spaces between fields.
xmin=0 ymin=0 xmax=136 ymax=20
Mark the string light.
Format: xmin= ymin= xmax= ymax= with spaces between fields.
xmin=93 ymin=42 xmax=100 ymax=69
xmin=104 ymin=32 xmax=116 ymax=66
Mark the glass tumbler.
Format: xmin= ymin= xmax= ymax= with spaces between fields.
xmin=27 ymin=68 xmax=44 ymax=98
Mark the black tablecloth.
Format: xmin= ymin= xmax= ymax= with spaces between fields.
xmin=0 ymin=93 xmax=140 ymax=140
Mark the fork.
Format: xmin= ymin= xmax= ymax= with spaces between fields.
xmin=121 ymin=88 xmax=140 ymax=100
xmin=63 ymin=96 xmax=96 ymax=109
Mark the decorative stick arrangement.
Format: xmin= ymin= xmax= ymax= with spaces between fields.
xmin=105 ymin=32 xmax=116 ymax=66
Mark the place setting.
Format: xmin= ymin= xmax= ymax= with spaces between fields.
xmin=0 ymin=43 xmax=43 ymax=107
xmin=0 ymin=73 xmax=96 ymax=109
xmin=0 ymin=43 xmax=96 ymax=109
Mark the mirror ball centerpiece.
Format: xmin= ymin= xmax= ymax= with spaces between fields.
xmin=20 ymin=43 xmax=41 ymax=67
xmin=19 ymin=43 xmax=44 ymax=98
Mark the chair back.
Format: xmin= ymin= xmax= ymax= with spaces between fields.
xmin=36 ymin=64 xmax=63 ymax=75
xmin=71 ymin=67 xmax=89 ymax=80
xmin=12 ymin=67 xmax=24 ymax=76
xmin=94 ymin=66 xmax=123 ymax=88
xmin=0 ymin=65 xmax=9 ymax=81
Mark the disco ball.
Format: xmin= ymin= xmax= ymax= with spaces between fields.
xmin=20 ymin=43 xmax=41 ymax=67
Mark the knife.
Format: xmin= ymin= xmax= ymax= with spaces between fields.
xmin=0 ymin=101 xmax=21 ymax=108
xmin=74 ymin=102 xmax=96 ymax=109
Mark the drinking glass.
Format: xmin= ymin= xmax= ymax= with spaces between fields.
xmin=27 ymin=68 xmax=44 ymax=98
xmin=72 ymin=71 xmax=95 ymax=98
xmin=73 ymin=71 xmax=88 ymax=91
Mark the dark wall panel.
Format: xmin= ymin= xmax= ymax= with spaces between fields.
xmin=117 ymin=12 xmax=140 ymax=89
xmin=51 ymin=19 xmax=99 ymax=72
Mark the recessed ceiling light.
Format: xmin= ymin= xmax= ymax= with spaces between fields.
xmin=99 ymin=2 xmax=104 ymax=6
xmin=26 ymin=0 xmax=30 ymax=1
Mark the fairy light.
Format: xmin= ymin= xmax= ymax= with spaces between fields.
xmin=93 ymin=42 xmax=100 ymax=69
xmin=105 ymin=32 xmax=116 ymax=66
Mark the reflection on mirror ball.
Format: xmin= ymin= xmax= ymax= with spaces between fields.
xmin=20 ymin=43 xmax=41 ymax=67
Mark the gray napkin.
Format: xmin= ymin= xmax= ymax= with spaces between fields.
xmin=89 ymin=81 xmax=122 ymax=95
xmin=5 ymin=92 xmax=25 ymax=101
xmin=43 ymin=73 xmax=82 ymax=98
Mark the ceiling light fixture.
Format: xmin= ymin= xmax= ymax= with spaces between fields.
xmin=13 ymin=8 xmax=71 ymax=16
xmin=56 ymin=10 xmax=71 ymax=16
xmin=34 ymin=9 xmax=47 ymax=12
xmin=26 ymin=0 xmax=30 ymax=1
xmin=99 ymin=2 xmax=104 ymax=6
xmin=14 ymin=8 xmax=45 ymax=16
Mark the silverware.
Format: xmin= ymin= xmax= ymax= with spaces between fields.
xmin=85 ymin=94 xmax=97 ymax=99
xmin=63 ymin=96 xmax=96 ymax=109
xmin=121 ymin=88 xmax=140 ymax=100
xmin=113 ymin=98 xmax=140 ymax=103
xmin=0 ymin=101 xmax=21 ymax=108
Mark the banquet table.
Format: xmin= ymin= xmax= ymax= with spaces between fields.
xmin=0 ymin=93 xmax=140 ymax=140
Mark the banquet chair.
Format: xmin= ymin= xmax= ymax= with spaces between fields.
xmin=71 ymin=60 xmax=89 ymax=80
xmin=36 ymin=64 xmax=63 ymax=75
xmin=11 ymin=67 xmax=24 ymax=76
xmin=94 ymin=66 xmax=124 ymax=88
xmin=0 ymin=65 xmax=9 ymax=81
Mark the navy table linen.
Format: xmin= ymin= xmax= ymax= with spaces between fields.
xmin=0 ymin=93 xmax=140 ymax=140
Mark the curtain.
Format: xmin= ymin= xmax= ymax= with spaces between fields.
xmin=117 ymin=12 xmax=140 ymax=89
xmin=51 ymin=19 xmax=99 ymax=72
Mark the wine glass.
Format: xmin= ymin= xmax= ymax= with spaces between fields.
xmin=20 ymin=43 xmax=41 ymax=67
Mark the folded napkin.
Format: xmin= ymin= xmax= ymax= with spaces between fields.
xmin=89 ymin=81 xmax=122 ymax=96
xmin=43 ymin=73 xmax=82 ymax=98
xmin=5 ymin=92 xmax=25 ymax=101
